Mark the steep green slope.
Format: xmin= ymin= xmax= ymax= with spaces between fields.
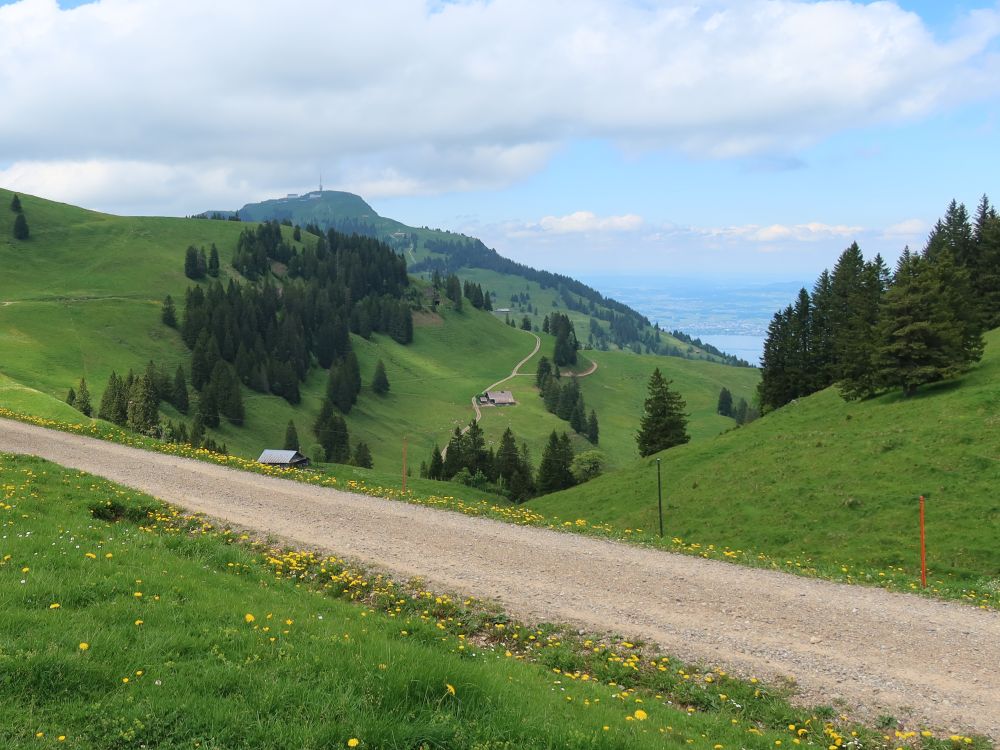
xmin=5 ymin=453 xmax=854 ymax=750
xmin=0 ymin=189 xmax=754 ymax=481
xmin=532 ymin=329 xmax=1000 ymax=584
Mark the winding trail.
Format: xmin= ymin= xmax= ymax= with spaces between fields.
xmin=444 ymin=330 xmax=540 ymax=455
xmin=1 ymin=417 xmax=998 ymax=739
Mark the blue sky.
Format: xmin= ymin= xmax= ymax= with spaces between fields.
xmin=2 ymin=0 xmax=998 ymax=284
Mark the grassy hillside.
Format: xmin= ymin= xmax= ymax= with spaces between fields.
xmin=0 ymin=188 xmax=755 ymax=483
xmin=227 ymin=191 xmax=744 ymax=365
xmin=532 ymin=329 xmax=1000 ymax=588
xmin=3 ymin=452 xmax=940 ymax=750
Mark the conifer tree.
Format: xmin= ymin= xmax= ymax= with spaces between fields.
xmin=66 ymin=387 xmax=76 ymax=409
xmin=636 ymin=368 xmax=689 ymax=457
xmin=875 ymin=249 xmax=984 ymax=396
xmin=98 ymin=371 xmax=128 ymax=426
xmin=10 ymin=194 xmax=22 ymax=213
xmin=75 ymin=378 xmax=92 ymax=417
xmin=161 ymin=295 xmax=177 ymax=328
xmin=442 ymin=427 xmax=464 ymax=479
xmin=196 ymin=385 xmax=219 ymax=428
xmin=284 ymin=420 xmax=299 ymax=451
xmin=172 ymin=365 xmax=189 ymax=414
xmin=537 ymin=431 xmax=575 ymax=494
xmin=127 ymin=372 xmax=159 ymax=433
xmin=208 ymin=244 xmax=220 ymax=277
xmin=716 ymin=387 xmax=733 ymax=417
xmin=353 ymin=442 xmax=373 ymax=469
xmin=371 ymin=359 xmax=390 ymax=395
xmin=427 ymin=445 xmax=444 ymax=480
xmin=13 ymin=213 xmax=29 ymax=240
xmin=586 ymin=410 xmax=599 ymax=445
xmin=184 ymin=246 xmax=201 ymax=279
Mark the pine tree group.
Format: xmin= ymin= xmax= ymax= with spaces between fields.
xmin=758 ymin=196 xmax=995 ymax=409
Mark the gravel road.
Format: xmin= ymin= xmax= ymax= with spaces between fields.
xmin=2 ymin=417 xmax=997 ymax=738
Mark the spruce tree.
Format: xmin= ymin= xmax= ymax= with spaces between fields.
xmin=13 ymin=213 xmax=29 ymax=240
xmin=75 ymin=378 xmax=92 ymax=417
xmin=427 ymin=445 xmax=444 ymax=480
xmin=537 ymin=431 xmax=574 ymax=494
xmin=876 ymin=249 xmax=984 ymax=396
xmin=284 ymin=420 xmax=299 ymax=451
xmin=353 ymin=442 xmax=373 ymax=469
xmin=636 ymin=368 xmax=689 ymax=457
xmin=716 ymin=387 xmax=733 ymax=417
xmin=10 ymin=194 xmax=22 ymax=213
xmin=586 ymin=410 xmax=599 ymax=445
xmin=172 ymin=365 xmax=189 ymax=414
xmin=127 ymin=373 xmax=159 ymax=433
xmin=66 ymin=387 xmax=76 ymax=409
xmin=208 ymin=244 xmax=220 ymax=277
xmin=184 ymin=246 xmax=201 ymax=279
xmin=162 ymin=295 xmax=177 ymax=327
xmin=371 ymin=359 xmax=390 ymax=395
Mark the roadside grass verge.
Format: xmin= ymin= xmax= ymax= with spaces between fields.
xmin=1 ymin=406 xmax=995 ymax=610
xmin=1 ymin=453 xmax=990 ymax=749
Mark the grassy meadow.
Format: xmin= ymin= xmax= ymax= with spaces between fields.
xmin=0 ymin=188 xmax=756 ymax=477
xmin=531 ymin=328 xmax=1000 ymax=598
xmin=2 ymin=452 xmax=985 ymax=749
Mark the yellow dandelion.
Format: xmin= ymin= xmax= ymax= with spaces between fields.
xmin=134 ymin=619 xmax=143 ymax=626
xmin=446 ymin=683 xmax=456 ymax=696
xmin=634 ymin=709 xmax=648 ymax=721
xmin=245 ymin=613 xmax=255 ymax=623
xmin=49 ymin=603 xmax=60 ymax=609
xmin=78 ymin=642 xmax=89 ymax=651
xmin=105 ymin=553 xmax=113 ymax=559
xmin=58 ymin=736 xmax=66 ymax=742
xmin=347 ymin=739 xmax=359 ymax=748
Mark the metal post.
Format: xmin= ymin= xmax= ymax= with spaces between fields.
xmin=656 ymin=458 xmax=663 ymax=538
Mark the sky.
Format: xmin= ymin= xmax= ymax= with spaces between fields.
xmin=1 ymin=0 xmax=998 ymax=284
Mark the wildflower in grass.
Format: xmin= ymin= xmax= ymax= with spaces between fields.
xmin=105 ymin=553 xmax=113 ymax=559
xmin=446 ymin=683 xmax=456 ymax=696
xmin=134 ymin=619 xmax=143 ymax=626
xmin=78 ymin=642 xmax=89 ymax=651
xmin=347 ymin=739 xmax=360 ymax=747
xmin=49 ymin=603 xmax=60 ymax=609
xmin=634 ymin=709 xmax=648 ymax=721
xmin=245 ymin=613 xmax=255 ymax=623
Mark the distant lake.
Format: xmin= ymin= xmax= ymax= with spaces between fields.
xmin=579 ymin=275 xmax=808 ymax=366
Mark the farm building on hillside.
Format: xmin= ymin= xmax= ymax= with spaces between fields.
xmin=257 ymin=449 xmax=310 ymax=469
xmin=484 ymin=390 xmax=516 ymax=406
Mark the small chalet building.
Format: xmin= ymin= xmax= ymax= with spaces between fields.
xmin=484 ymin=390 xmax=516 ymax=406
xmin=257 ymin=449 xmax=310 ymax=469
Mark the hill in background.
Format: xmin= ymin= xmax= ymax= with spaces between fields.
xmin=0 ymin=188 xmax=756 ymax=484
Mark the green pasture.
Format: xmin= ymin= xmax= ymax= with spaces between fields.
xmin=533 ymin=329 xmax=1000 ymax=589
xmin=1 ymin=452 xmax=977 ymax=749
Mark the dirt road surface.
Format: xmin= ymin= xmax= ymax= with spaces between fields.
xmin=1 ymin=417 xmax=997 ymax=738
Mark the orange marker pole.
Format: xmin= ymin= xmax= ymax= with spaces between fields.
xmin=919 ymin=495 xmax=927 ymax=588
xmin=402 ymin=436 xmax=408 ymax=494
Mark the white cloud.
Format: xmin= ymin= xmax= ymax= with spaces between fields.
xmin=1 ymin=0 xmax=998 ymax=212
xmin=702 ymin=222 xmax=863 ymax=243
xmin=512 ymin=211 xmax=644 ymax=236
xmin=882 ymin=218 xmax=928 ymax=239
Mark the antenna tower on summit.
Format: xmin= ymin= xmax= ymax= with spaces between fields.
xmin=319 ymin=171 xmax=323 ymax=192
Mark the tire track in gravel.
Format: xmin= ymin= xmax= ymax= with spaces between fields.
xmin=1 ymin=417 xmax=997 ymax=739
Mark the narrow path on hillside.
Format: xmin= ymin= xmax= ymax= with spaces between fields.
xmin=563 ymin=357 xmax=598 ymax=378
xmin=1 ymin=418 xmax=997 ymax=739
xmin=445 ymin=330 xmax=541 ymax=455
